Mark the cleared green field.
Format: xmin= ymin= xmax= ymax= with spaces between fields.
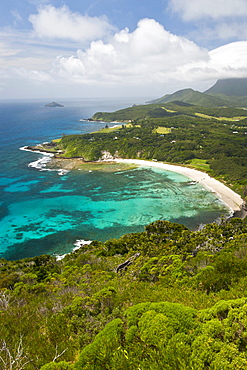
xmin=93 ymin=123 xmax=141 ymax=133
xmin=97 ymin=126 xmax=121 ymax=133
xmin=161 ymin=107 xmax=177 ymax=113
xmin=52 ymin=138 xmax=62 ymax=143
xmin=195 ymin=112 xmax=247 ymax=121
xmin=188 ymin=158 xmax=211 ymax=172
xmin=153 ymin=127 xmax=172 ymax=134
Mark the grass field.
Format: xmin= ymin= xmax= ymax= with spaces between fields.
xmin=187 ymin=158 xmax=211 ymax=172
xmin=161 ymin=107 xmax=177 ymax=113
xmin=195 ymin=113 xmax=247 ymax=121
xmin=93 ymin=123 xmax=140 ymax=133
xmin=153 ymin=127 xmax=172 ymax=134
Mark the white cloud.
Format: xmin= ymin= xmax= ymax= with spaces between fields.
xmin=177 ymin=42 xmax=247 ymax=84
xmin=11 ymin=67 xmax=52 ymax=82
xmin=11 ymin=10 xmax=23 ymax=26
xmin=168 ymin=0 xmax=247 ymax=20
xmin=1 ymin=16 xmax=247 ymax=99
xmin=0 ymin=42 xmax=20 ymax=58
xmin=50 ymin=19 xmax=209 ymax=86
xmin=188 ymin=22 xmax=247 ymax=48
xmin=211 ymin=23 xmax=247 ymax=40
xmin=209 ymin=42 xmax=247 ymax=71
xmin=28 ymin=5 xmax=116 ymax=42
xmin=0 ymin=33 xmax=60 ymax=72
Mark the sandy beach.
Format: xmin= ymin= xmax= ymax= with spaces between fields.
xmin=23 ymin=142 xmax=245 ymax=215
xmin=113 ymin=159 xmax=245 ymax=213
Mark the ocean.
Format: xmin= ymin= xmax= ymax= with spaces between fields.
xmin=0 ymin=99 xmax=230 ymax=260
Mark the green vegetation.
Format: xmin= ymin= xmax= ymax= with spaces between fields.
xmin=195 ymin=112 xmax=247 ymax=122
xmin=161 ymin=106 xmax=177 ymax=113
xmin=52 ymin=138 xmax=62 ymax=143
xmin=153 ymin=126 xmax=171 ymax=134
xmin=187 ymin=158 xmax=211 ymax=172
xmin=205 ymin=78 xmax=247 ymax=97
xmin=92 ymin=125 xmax=122 ymax=134
xmin=149 ymin=78 xmax=247 ymax=107
xmin=1 ymin=218 xmax=247 ymax=369
xmin=148 ymin=88 xmax=242 ymax=107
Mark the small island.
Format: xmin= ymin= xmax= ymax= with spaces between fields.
xmin=45 ymin=102 xmax=64 ymax=107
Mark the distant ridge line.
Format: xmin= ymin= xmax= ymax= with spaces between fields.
xmin=148 ymin=78 xmax=247 ymax=107
xmin=205 ymin=78 xmax=247 ymax=97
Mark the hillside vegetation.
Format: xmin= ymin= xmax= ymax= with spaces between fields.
xmin=205 ymin=78 xmax=247 ymax=97
xmin=147 ymin=88 xmax=234 ymax=107
xmin=1 ymin=217 xmax=247 ymax=369
xmin=149 ymin=78 xmax=247 ymax=107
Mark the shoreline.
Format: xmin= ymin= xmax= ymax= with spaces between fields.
xmin=112 ymin=159 xmax=245 ymax=215
xmin=21 ymin=145 xmax=245 ymax=217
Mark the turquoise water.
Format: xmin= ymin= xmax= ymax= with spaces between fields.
xmin=0 ymin=100 xmax=230 ymax=260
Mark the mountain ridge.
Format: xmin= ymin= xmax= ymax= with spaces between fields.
xmin=148 ymin=78 xmax=247 ymax=107
xmin=205 ymin=78 xmax=247 ymax=96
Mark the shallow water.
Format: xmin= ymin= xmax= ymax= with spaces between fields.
xmin=0 ymin=99 xmax=229 ymax=260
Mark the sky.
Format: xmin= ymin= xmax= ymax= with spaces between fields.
xmin=1 ymin=0 xmax=247 ymax=100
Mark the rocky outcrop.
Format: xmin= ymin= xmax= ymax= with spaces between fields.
xmin=100 ymin=151 xmax=120 ymax=160
xmin=116 ymin=253 xmax=140 ymax=273
xmin=45 ymin=102 xmax=64 ymax=107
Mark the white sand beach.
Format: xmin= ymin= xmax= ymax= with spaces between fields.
xmin=114 ymin=159 xmax=245 ymax=213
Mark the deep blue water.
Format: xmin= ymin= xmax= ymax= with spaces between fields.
xmin=0 ymin=99 xmax=230 ymax=260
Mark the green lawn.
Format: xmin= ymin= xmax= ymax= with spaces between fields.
xmin=153 ymin=127 xmax=172 ymax=134
xmin=195 ymin=112 xmax=247 ymax=121
xmin=188 ymin=158 xmax=211 ymax=172
xmin=161 ymin=107 xmax=177 ymax=113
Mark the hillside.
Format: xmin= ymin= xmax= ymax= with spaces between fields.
xmin=205 ymin=78 xmax=247 ymax=96
xmin=148 ymin=78 xmax=247 ymax=107
xmin=91 ymin=101 xmax=247 ymax=122
xmin=1 ymin=217 xmax=247 ymax=369
xmin=147 ymin=88 xmax=232 ymax=107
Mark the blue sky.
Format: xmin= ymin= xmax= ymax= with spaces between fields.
xmin=1 ymin=0 xmax=247 ymax=99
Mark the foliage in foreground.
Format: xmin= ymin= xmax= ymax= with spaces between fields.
xmin=1 ymin=218 xmax=247 ymax=369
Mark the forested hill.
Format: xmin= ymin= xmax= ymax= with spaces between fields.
xmin=148 ymin=78 xmax=247 ymax=107
xmin=205 ymin=78 xmax=247 ymax=97
xmin=147 ymin=88 xmax=232 ymax=107
xmin=1 ymin=217 xmax=247 ymax=369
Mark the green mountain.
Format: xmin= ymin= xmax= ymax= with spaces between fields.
xmin=148 ymin=78 xmax=247 ymax=107
xmin=148 ymin=88 xmax=234 ymax=107
xmin=205 ymin=78 xmax=247 ymax=96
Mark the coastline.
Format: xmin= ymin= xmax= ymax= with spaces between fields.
xmin=112 ymin=159 xmax=245 ymax=215
xmin=22 ymin=144 xmax=245 ymax=216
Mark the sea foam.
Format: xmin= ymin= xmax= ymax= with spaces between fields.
xmin=55 ymin=239 xmax=92 ymax=260
xmin=20 ymin=146 xmax=69 ymax=175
